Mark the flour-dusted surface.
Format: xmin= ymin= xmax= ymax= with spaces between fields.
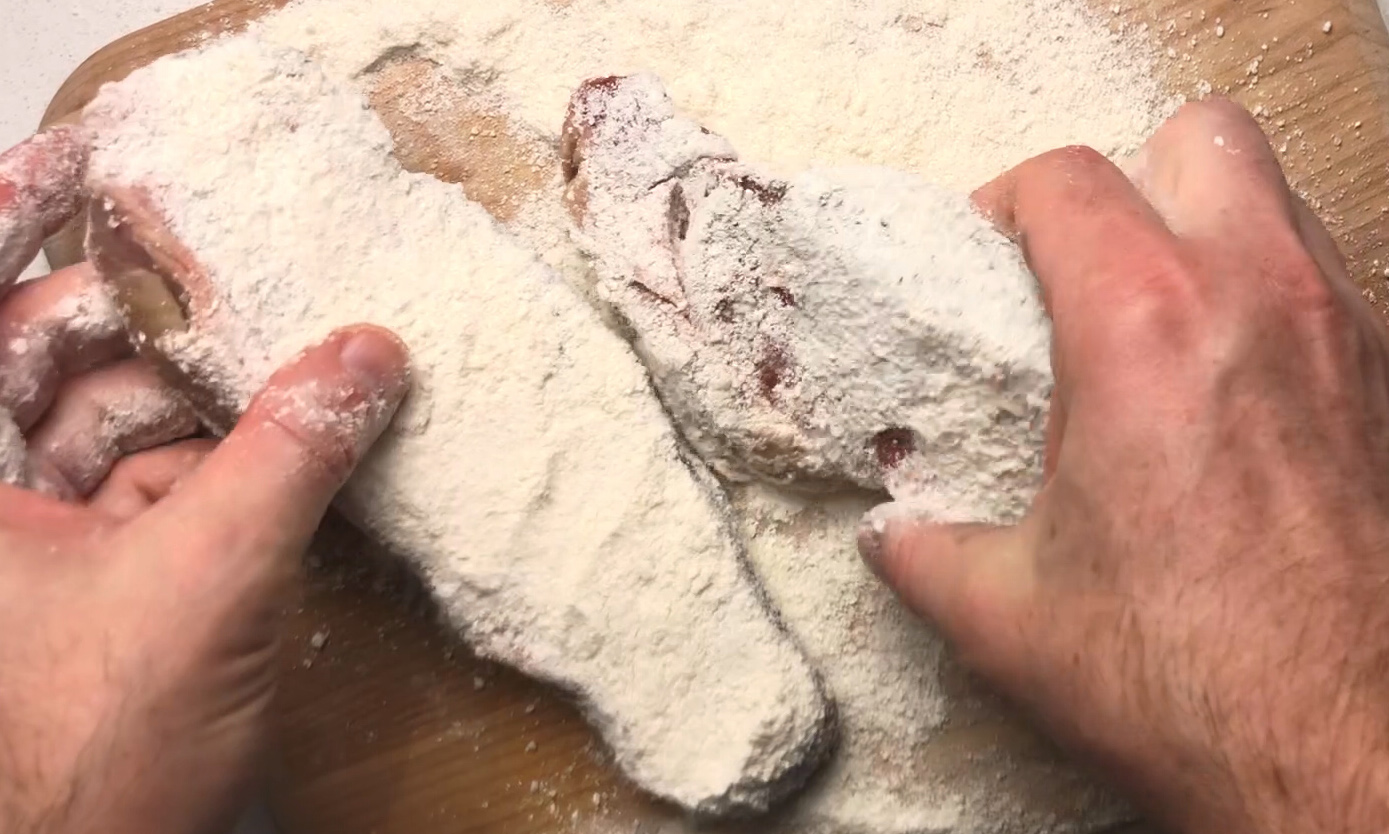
xmin=733 ymin=488 xmax=957 ymax=834
xmin=83 ymin=37 xmax=835 ymax=816
xmin=257 ymin=0 xmax=1172 ymax=190
xmin=731 ymin=486 xmax=1126 ymax=834
xmin=564 ymin=75 xmax=1051 ymax=508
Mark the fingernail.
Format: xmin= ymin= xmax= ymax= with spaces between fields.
xmin=338 ymin=328 xmax=411 ymax=440
xmin=339 ymin=328 xmax=410 ymax=400
xmin=857 ymin=514 xmax=889 ymax=579
xmin=859 ymin=499 xmax=943 ymax=579
xmin=858 ymin=501 xmax=911 ymax=579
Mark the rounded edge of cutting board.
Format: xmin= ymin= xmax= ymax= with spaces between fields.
xmin=39 ymin=0 xmax=297 ymax=272
xmin=42 ymin=0 xmax=294 ymax=127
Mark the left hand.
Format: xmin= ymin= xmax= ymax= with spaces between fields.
xmin=0 ymin=126 xmax=410 ymax=834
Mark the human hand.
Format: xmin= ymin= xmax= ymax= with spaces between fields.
xmin=859 ymin=99 xmax=1389 ymax=834
xmin=0 ymin=127 xmax=410 ymax=834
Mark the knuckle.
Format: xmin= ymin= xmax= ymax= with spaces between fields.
xmin=258 ymin=389 xmax=363 ymax=486
xmin=1267 ymin=246 xmax=1345 ymax=325
xmin=1289 ymin=279 xmax=1341 ymax=325
xmin=1042 ymin=145 xmax=1112 ymax=178
xmin=289 ymin=416 xmax=360 ymax=484
xmin=1096 ymin=252 xmax=1202 ymax=337
xmin=1078 ymin=282 xmax=1203 ymax=369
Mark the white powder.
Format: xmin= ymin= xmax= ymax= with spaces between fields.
xmin=736 ymin=486 xmax=960 ymax=833
xmin=256 ymin=0 xmax=1172 ymax=190
xmin=80 ymin=0 xmax=1175 ymax=829
xmin=565 ymin=74 xmax=1050 ymax=513
xmin=732 ymin=486 xmax=1127 ymax=834
xmin=84 ymin=37 xmax=834 ymax=816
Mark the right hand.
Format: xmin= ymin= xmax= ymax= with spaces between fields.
xmin=860 ymin=99 xmax=1389 ymax=833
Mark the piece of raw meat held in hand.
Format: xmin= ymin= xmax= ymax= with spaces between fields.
xmin=79 ymin=39 xmax=834 ymax=817
xmin=563 ymin=74 xmax=1053 ymax=519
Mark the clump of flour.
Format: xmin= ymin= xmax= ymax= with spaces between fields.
xmin=83 ymin=36 xmax=834 ymax=816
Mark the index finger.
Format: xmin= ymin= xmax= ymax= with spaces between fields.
xmin=0 ymin=126 xmax=90 ymax=290
xmin=971 ymin=146 xmax=1186 ymax=385
xmin=973 ymin=145 xmax=1180 ymax=313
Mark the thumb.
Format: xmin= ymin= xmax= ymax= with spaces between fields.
xmin=858 ymin=502 xmax=1037 ymax=675
xmin=145 ymin=325 xmax=410 ymax=565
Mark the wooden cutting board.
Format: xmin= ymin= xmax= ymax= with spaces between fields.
xmin=37 ymin=1 xmax=1389 ymax=832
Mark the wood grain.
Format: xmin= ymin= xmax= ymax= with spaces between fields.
xmin=36 ymin=2 xmax=1389 ymax=833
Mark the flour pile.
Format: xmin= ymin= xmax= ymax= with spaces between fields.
xmin=80 ymin=0 xmax=1175 ymax=831
xmin=257 ymin=0 xmax=1170 ymax=190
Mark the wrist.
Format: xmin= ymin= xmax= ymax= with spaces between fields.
xmin=1173 ymin=648 xmax=1389 ymax=834
xmin=1231 ymin=718 xmax=1389 ymax=834
xmin=1094 ymin=559 xmax=1389 ymax=834
xmin=1 ymin=704 xmax=250 ymax=834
